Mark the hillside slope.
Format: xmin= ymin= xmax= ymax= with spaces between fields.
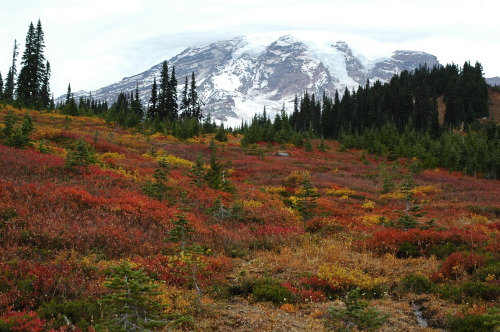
xmin=0 ymin=106 xmax=498 ymax=331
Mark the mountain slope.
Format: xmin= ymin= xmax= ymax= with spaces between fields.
xmin=71 ymin=34 xmax=439 ymax=126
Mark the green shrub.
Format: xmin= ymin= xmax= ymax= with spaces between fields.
xmin=327 ymin=288 xmax=390 ymax=332
xmin=429 ymin=242 xmax=465 ymax=259
xmin=437 ymin=282 xmax=500 ymax=303
xmin=473 ymin=262 xmax=500 ymax=282
xmin=252 ymin=279 xmax=295 ymax=305
xmin=38 ymin=299 xmax=100 ymax=330
xmin=396 ymin=241 xmax=419 ymax=258
xmin=401 ymin=273 xmax=434 ymax=294
xmin=448 ymin=313 xmax=496 ymax=332
xmin=461 ymin=282 xmax=500 ymax=302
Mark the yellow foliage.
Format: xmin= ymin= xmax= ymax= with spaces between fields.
xmin=160 ymin=155 xmax=195 ymax=168
xmin=264 ymin=186 xmax=287 ymax=195
xmin=362 ymin=200 xmax=375 ymax=211
xmin=470 ymin=213 xmax=489 ymax=224
xmin=98 ymin=152 xmax=126 ymax=162
xmin=381 ymin=185 xmax=440 ymax=200
xmin=379 ymin=192 xmax=405 ymax=200
xmin=113 ymin=134 xmax=149 ymax=149
xmin=318 ymin=262 xmax=387 ymax=290
xmin=242 ymin=199 xmax=264 ymax=209
xmin=157 ymin=285 xmax=196 ymax=315
xmin=412 ymin=185 xmax=441 ymax=195
xmin=113 ymin=168 xmax=144 ymax=181
xmin=325 ymin=186 xmax=355 ymax=198
xmin=357 ymin=214 xmax=383 ymax=226
xmin=34 ymin=127 xmax=63 ymax=139
xmin=283 ymin=171 xmax=310 ymax=186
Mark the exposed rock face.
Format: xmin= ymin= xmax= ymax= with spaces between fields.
xmin=67 ymin=34 xmax=440 ymax=125
xmin=487 ymin=77 xmax=500 ymax=86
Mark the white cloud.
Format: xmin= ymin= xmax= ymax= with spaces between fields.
xmin=1 ymin=0 xmax=499 ymax=97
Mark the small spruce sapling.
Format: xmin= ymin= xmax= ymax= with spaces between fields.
xmin=65 ymin=139 xmax=95 ymax=173
xmin=98 ymin=261 xmax=168 ymax=332
xmin=327 ymin=287 xmax=389 ymax=332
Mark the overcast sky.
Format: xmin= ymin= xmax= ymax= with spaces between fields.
xmin=1 ymin=0 xmax=499 ymax=97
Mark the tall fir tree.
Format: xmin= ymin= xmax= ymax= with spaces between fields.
xmin=180 ymin=76 xmax=190 ymax=118
xmin=167 ymin=66 xmax=178 ymax=121
xmin=157 ymin=61 xmax=169 ymax=121
xmin=4 ymin=40 xmax=19 ymax=101
xmin=189 ymin=71 xmax=202 ymax=120
xmin=39 ymin=61 xmax=51 ymax=108
xmin=148 ymin=76 xmax=158 ymax=120
xmin=16 ymin=20 xmax=48 ymax=107
xmin=0 ymin=72 xmax=3 ymax=99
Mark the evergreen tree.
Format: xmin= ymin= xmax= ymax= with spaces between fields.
xmin=167 ymin=66 xmax=178 ymax=121
xmin=0 ymin=72 xmax=3 ymax=99
xmin=157 ymin=61 xmax=169 ymax=121
xmin=189 ymin=72 xmax=202 ymax=120
xmin=98 ymin=262 xmax=167 ymax=332
xmin=204 ymin=140 xmax=232 ymax=192
xmin=131 ymin=83 xmax=143 ymax=120
xmin=179 ymin=76 xmax=190 ymax=119
xmin=16 ymin=20 xmax=49 ymax=107
xmin=169 ymin=213 xmax=196 ymax=252
xmin=189 ymin=153 xmax=206 ymax=187
xmin=4 ymin=40 xmax=19 ymax=101
xmin=148 ymin=76 xmax=158 ymax=120
xmin=65 ymin=139 xmax=95 ymax=173
xmin=65 ymin=83 xmax=72 ymax=104
xmin=296 ymin=176 xmax=319 ymax=222
xmin=2 ymin=110 xmax=17 ymax=139
xmin=39 ymin=61 xmax=51 ymax=108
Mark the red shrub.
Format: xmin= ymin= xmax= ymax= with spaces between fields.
xmin=431 ymin=252 xmax=485 ymax=281
xmin=0 ymin=309 xmax=46 ymax=332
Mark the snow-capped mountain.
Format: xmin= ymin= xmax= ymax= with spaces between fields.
xmin=69 ymin=34 xmax=439 ymax=126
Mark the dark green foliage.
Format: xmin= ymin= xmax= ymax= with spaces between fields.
xmin=3 ymin=40 xmax=18 ymax=101
xmin=189 ymin=153 xmax=206 ymax=187
xmin=3 ymin=113 xmax=34 ymax=148
xmin=169 ymin=213 xmax=196 ymax=252
xmin=428 ymin=242 xmax=466 ymax=259
xmin=460 ymin=282 xmax=500 ymax=302
xmin=38 ymin=299 xmax=100 ymax=330
xmin=327 ymin=287 xmax=390 ymax=332
xmin=142 ymin=159 xmax=170 ymax=200
xmin=215 ymin=125 xmax=228 ymax=142
xmin=179 ymin=72 xmax=202 ymax=120
xmin=437 ymin=282 xmax=500 ymax=303
xmin=296 ymin=176 xmax=319 ymax=222
xmin=473 ymin=262 xmax=500 ymax=282
xmin=391 ymin=175 xmax=436 ymax=230
xmin=98 ymin=262 xmax=168 ymax=332
xmin=396 ymin=241 xmax=419 ymax=258
xmin=64 ymin=139 xmax=95 ymax=172
xmin=204 ymin=140 xmax=234 ymax=192
xmin=16 ymin=20 xmax=51 ymax=108
xmin=2 ymin=110 xmax=17 ymax=139
xmin=401 ymin=274 xmax=434 ymax=294
xmin=251 ymin=279 xmax=295 ymax=305
xmin=448 ymin=310 xmax=498 ymax=332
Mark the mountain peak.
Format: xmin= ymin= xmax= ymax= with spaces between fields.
xmin=66 ymin=34 xmax=441 ymax=127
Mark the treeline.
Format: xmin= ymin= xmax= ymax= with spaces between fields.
xmin=238 ymin=62 xmax=499 ymax=179
xmin=341 ymin=122 xmax=500 ymax=179
xmin=0 ymin=20 xmax=53 ymax=109
xmin=56 ymin=60 xmax=224 ymax=139
xmin=289 ymin=62 xmax=489 ymax=139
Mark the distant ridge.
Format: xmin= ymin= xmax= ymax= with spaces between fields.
xmin=67 ymin=34 xmax=439 ymax=126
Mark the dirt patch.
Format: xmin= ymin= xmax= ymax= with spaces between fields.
xmin=488 ymin=89 xmax=500 ymax=124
